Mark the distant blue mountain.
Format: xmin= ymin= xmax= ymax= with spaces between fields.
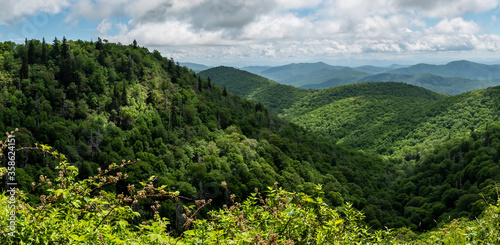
xmin=180 ymin=62 xmax=212 ymax=72
xmin=388 ymin=60 xmax=500 ymax=80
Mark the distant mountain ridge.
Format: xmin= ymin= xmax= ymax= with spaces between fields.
xmin=180 ymin=62 xmax=212 ymax=72
xmin=389 ymin=60 xmax=500 ymax=80
xmin=240 ymin=60 xmax=500 ymax=95
xmin=199 ymin=66 xmax=446 ymax=115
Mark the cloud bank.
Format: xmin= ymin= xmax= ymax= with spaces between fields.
xmin=2 ymin=0 xmax=500 ymax=64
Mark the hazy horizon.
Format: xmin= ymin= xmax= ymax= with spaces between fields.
xmin=2 ymin=1 xmax=500 ymax=67
xmin=180 ymin=57 xmax=500 ymax=69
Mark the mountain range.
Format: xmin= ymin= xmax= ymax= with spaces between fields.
xmin=189 ymin=60 xmax=500 ymax=95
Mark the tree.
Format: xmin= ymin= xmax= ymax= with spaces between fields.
xmin=61 ymin=36 xmax=69 ymax=59
xmin=133 ymin=39 xmax=138 ymax=49
xmin=41 ymin=38 xmax=48 ymax=65
xmin=28 ymin=39 xmax=36 ymax=65
xmin=59 ymin=37 xmax=72 ymax=86
xmin=20 ymin=51 xmax=29 ymax=80
xmin=96 ymin=37 xmax=103 ymax=50
xmin=51 ymin=37 xmax=59 ymax=60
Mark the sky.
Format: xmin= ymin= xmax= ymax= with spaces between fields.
xmin=1 ymin=0 xmax=500 ymax=67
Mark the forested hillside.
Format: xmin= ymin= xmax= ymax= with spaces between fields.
xmin=304 ymin=73 xmax=500 ymax=95
xmin=203 ymin=65 xmax=500 ymax=232
xmin=199 ymin=66 xmax=447 ymax=116
xmin=0 ymin=39 xmax=406 ymax=234
xmin=1 ymin=39 xmax=500 ymax=243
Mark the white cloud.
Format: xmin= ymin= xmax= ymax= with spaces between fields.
xmin=2 ymin=0 xmax=500 ymax=64
xmin=91 ymin=0 xmax=500 ymax=64
xmin=97 ymin=19 xmax=112 ymax=34
xmin=68 ymin=0 xmax=128 ymax=21
xmin=276 ymin=0 xmax=323 ymax=10
xmin=241 ymin=13 xmax=314 ymax=40
xmin=0 ymin=0 xmax=69 ymax=25
xmin=107 ymin=20 xmax=228 ymax=46
xmin=431 ymin=18 xmax=480 ymax=34
xmin=398 ymin=0 xmax=500 ymax=18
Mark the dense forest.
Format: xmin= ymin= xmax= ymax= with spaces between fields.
xmin=201 ymin=67 xmax=500 ymax=229
xmin=1 ymin=39 xmax=500 ymax=244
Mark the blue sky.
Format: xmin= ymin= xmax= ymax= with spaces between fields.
xmin=1 ymin=0 xmax=500 ymax=67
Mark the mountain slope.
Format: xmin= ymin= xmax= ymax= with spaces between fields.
xmin=199 ymin=66 xmax=314 ymax=114
xmin=204 ymin=65 xmax=500 ymax=231
xmin=290 ymin=67 xmax=369 ymax=88
xmin=291 ymin=86 xmax=500 ymax=157
xmin=356 ymin=73 xmax=500 ymax=95
xmin=389 ymin=60 xmax=500 ymax=80
xmin=201 ymin=66 xmax=447 ymax=116
xmin=258 ymin=62 xmax=346 ymax=85
xmin=353 ymin=65 xmax=393 ymax=74
xmin=180 ymin=62 xmax=211 ymax=72
xmin=0 ymin=39 xmax=411 ymax=230
xmin=239 ymin=60 xmax=500 ymax=95
xmin=197 ymin=66 xmax=278 ymax=98
xmin=240 ymin=65 xmax=272 ymax=74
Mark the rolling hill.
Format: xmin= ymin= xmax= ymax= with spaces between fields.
xmin=289 ymin=67 xmax=369 ymax=87
xmin=203 ymin=65 xmax=500 ymax=231
xmin=202 ymin=66 xmax=500 ymax=159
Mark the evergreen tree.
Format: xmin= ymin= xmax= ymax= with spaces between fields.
xmin=121 ymin=83 xmax=128 ymax=106
xmin=28 ymin=39 xmax=36 ymax=65
xmin=59 ymin=37 xmax=73 ymax=86
xmin=20 ymin=52 xmax=29 ymax=79
xmin=96 ymin=37 xmax=103 ymax=50
xmin=51 ymin=37 xmax=59 ymax=60
xmin=61 ymin=36 xmax=69 ymax=59
xmin=41 ymin=38 xmax=48 ymax=65
xmin=126 ymin=55 xmax=134 ymax=80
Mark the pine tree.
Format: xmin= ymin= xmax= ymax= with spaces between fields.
xmin=51 ymin=37 xmax=59 ymax=60
xmin=96 ymin=37 xmax=103 ymax=50
xmin=61 ymin=36 xmax=69 ymax=59
xmin=20 ymin=52 xmax=29 ymax=79
xmin=41 ymin=38 xmax=48 ymax=65
xmin=121 ymin=83 xmax=128 ymax=106
xmin=59 ymin=37 xmax=72 ymax=86
xmin=133 ymin=39 xmax=138 ymax=49
xmin=28 ymin=40 xmax=36 ymax=65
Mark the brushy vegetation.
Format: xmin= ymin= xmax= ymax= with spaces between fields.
xmin=0 ymin=140 xmax=499 ymax=244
